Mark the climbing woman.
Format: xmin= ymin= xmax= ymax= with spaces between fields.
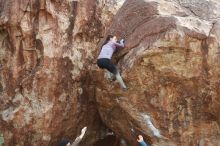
xmin=97 ymin=35 xmax=127 ymax=90
xmin=137 ymin=135 xmax=148 ymax=146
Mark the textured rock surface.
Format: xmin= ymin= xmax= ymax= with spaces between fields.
xmin=1 ymin=0 xmax=220 ymax=146
xmin=96 ymin=0 xmax=220 ymax=145
xmin=0 ymin=0 xmax=125 ymax=146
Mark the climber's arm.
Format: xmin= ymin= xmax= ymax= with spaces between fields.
xmin=71 ymin=127 xmax=87 ymax=146
xmin=137 ymin=135 xmax=147 ymax=146
xmin=139 ymin=141 xmax=147 ymax=146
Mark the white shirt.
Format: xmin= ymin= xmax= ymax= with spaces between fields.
xmin=98 ymin=40 xmax=124 ymax=59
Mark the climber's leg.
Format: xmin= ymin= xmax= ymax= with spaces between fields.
xmin=106 ymin=71 xmax=116 ymax=81
xmin=115 ymin=71 xmax=127 ymax=90
xmin=97 ymin=58 xmax=114 ymax=81
xmin=105 ymin=60 xmax=127 ymax=90
xmin=97 ymin=58 xmax=127 ymax=90
xmin=97 ymin=58 xmax=108 ymax=69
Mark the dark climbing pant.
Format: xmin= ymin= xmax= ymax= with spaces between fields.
xmin=97 ymin=58 xmax=127 ymax=89
xmin=97 ymin=58 xmax=117 ymax=74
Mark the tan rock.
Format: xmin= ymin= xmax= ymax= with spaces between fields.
xmin=96 ymin=0 xmax=220 ymax=145
xmin=1 ymin=0 xmax=220 ymax=146
xmin=0 ymin=0 xmax=124 ymax=145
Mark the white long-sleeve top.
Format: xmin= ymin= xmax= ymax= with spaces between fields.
xmin=98 ymin=40 xmax=124 ymax=59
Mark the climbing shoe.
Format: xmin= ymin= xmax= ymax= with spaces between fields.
xmin=122 ymin=87 xmax=128 ymax=91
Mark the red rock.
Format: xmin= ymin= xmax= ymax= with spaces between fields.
xmin=0 ymin=0 xmax=125 ymax=145
xmin=96 ymin=0 xmax=220 ymax=145
xmin=1 ymin=0 xmax=220 ymax=146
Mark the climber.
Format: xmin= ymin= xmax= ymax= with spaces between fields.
xmin=137 ymin=135 xmax=148 ymax=146
xmin=60 ymin=127 xmax=87 ymax=146
xmin=97 ymin=35 xmax=128 ymax=90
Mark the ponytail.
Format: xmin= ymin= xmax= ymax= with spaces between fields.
xmin=101 ymin=35 xmax=114 ymax=48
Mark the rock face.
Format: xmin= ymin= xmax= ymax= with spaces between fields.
xmin=96 ymin=0 xmax=220 ymax=145
xmin=0 ymin=0 xmax=125 ymax=146
xmin=0 ymin=0 xmax=220 ymax=146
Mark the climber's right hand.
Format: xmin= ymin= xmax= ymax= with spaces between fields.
xmin=137 ymin=135 xmax=144 ymax=142
xmin=120 ymin=39 xmax=125 ymax=44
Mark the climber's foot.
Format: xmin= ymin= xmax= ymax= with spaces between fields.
xmin=122 ymin=87 xmax=128 ymax=91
